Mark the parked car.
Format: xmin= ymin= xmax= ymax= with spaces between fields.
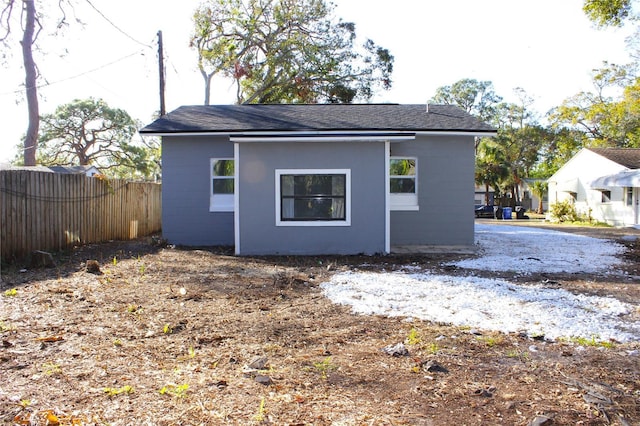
xmin=474 ymin=204 xmax=495 ymax=218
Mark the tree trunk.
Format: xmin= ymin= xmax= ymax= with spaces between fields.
xmin=200 ymin=67 xmax=213 ymax=105
xmin=537 ymin=197 xmax=543 ymax=214
xmin=484 ymin=182 xmax=490 ymax=205
xmin=21 ymin=0 xmax=39 ymax=166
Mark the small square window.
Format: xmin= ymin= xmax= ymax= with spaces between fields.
xmin=601 ymin=190 xmax=611 ymax=203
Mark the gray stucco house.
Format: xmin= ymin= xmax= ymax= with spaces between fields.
xmin=140 ymin=104 xmax=495 ymax=255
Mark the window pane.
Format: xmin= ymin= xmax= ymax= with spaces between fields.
xmin=390 ymin=159 xmax=416 ymax=176
xmin=390 ymin=177 xmax=416 ymax=193
xmin=280 ymin=173 xmax=347 ymax=221
xmin=213 ymin=179 xmax=234 ymax=194
xmin=331 ymin=175 xmax=345 ymax=195
xmin=281 ymin=176 xmax=294 ymax=196
xmin=282 ymin=197 xmax=344 ymax=220
xmin=213 ymin=160 xmax=234 ymax=177
xmin=290 ymin=174 xmax=344 ymax=196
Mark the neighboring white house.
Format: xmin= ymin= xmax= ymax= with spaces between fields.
xmin=547 ymin=148 xmax=640 ymax=226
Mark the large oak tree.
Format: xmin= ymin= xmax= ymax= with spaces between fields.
xmin=190 ymin=0 xmax=394 ymax=104
xmin=36 ymin=98 xmax=155 ymax=179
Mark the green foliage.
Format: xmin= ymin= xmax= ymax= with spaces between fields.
xmin=430 ymin=78 xmax=502 ymax=124
xmin=475 ymin=138 xmax=509 ymax=202
xmin=3 ymin=288 xmax=18 ymax=297
xmin=191 ymin=0 xmax=394 ymax=104
xmin=529 ymin=180 xmax=548 ymax=214
xmin=104 ymin=385 xmax=134 ymax=396
xmin=35 ymin=98 xmax=158 ymax=180
xmin=583 ymin=0 xmax=633 ymax=27
xmin=0 ymin=320 xmax=15 ymax=332
xmin=42 ymin=362 xmax=62 ymax=376
xmin=560 ymin=335 xmax=615 ymax=348
xmin=548 ymin=200 xmax=580 ymax=223
xmin=313 ymin=357 xmax=336 ymax=379
xmin=254 ymin=397 xmax=267 ymax=422
xmin=159 ymin=383 xmax=189 ymax=398
xmin=549 ymin=64 xmax=640 ymax=148
xmin=406 ymin=327 xmax=421 ymax=346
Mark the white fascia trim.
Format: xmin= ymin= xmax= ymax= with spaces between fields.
xmin=234 ymin=142 xmax=240 ymax=255
xmin=415 ymin=131 xmax=497 ymax=137
xmin=231 ymin=135 xmax=415 ymax=143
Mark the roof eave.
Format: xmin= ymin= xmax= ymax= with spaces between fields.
xmin=139 ymin=129 xmax=497 ymax=138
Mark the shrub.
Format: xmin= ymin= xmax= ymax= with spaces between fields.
xmin=548 ymin=200 xmax=580 ymax=222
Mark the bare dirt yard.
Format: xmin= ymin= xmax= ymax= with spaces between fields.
xmin=1 ymin=222 xmax=639 ymax=425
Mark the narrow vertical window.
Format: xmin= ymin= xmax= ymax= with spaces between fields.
xmin=389 ymin=157 xmax=418 ymax=210
xmin=626 ymin=187 xmax=633 ymax=206
xmin=210 ymin=158 xmax=234 ymax=212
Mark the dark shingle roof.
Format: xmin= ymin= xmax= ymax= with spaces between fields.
xmin=140 ymin=104 xmax=496 ymax=135
xmin=588 ymin=148 xmax=640 ymax=169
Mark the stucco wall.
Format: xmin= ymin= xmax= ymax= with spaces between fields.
xmin=548 ymin=149 xmax=636 ymax=226
xmin=161 ymin=135 xmax=234 ymax=246
xmin=236 ymin=141 xmax=386 ymax=255
xmin=390 ymin=135 xmax=476 ymax=246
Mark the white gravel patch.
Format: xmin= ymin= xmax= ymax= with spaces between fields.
xmin=451 ymin=224 xmax=626 ymax=274
xmin=320 ymin=224 xmax=639 ymax=342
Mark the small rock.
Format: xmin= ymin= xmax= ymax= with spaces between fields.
xmin=473 ymin=388 xmax=493 ymax=397
xmin=86 ymin=260 xmax=102 ymax=274
xmin=382 ymin=343 xmax=409 ymax=357
xmin=254 ymin=374 xmax=272 ymax=386
xmin=248 ymin=356 xmax=269 ymax=370
xmin=528 ymin=415 xmax=553 ymax=426
xmin=422 ymin=360 xmax=449 ymax=373
xmin=29 ymin=250 xmax=56 ymax=268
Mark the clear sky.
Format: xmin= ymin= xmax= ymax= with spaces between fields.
xmin=0 ymin=0 xmax=635 ymax=163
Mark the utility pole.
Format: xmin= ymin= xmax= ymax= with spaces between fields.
xmin=157 ymin=30 xmax=166 ymax=116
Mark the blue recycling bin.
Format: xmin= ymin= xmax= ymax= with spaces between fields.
xmin=502 ymin=207 xmax=512 ymax=219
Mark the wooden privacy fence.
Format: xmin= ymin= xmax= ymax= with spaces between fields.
xmin=0 ymin=170 xmax=162 ymax=262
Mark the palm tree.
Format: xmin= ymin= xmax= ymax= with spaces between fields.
xmin=529 ymin=180 xmax=548 ymax=214
xmin=475 ymin=140 xmax=509 ymax=205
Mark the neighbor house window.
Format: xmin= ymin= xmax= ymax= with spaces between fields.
xmin=626 ymin=187 xmax=633 ymax=206
xmin=389 ymin=157 xmax=418 ymax=210
xmin=210 ymin=158 xmax=234 ymax=212
xmin=601 ymin=190 xmax=612 ymax=203
xmin=275 ymin=169 xmax=350 ymax=226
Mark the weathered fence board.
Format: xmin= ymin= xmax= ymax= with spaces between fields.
xmin=0 ymin=170 xmax=162 ymax=262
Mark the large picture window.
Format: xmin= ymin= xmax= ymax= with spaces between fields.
xmin=210 ymin=158 xmax=234 ymax=212
xmin=276 ymin=169 xmax=351 ymax=226
xmin=389 ymin=157 xmax=418 ymax=210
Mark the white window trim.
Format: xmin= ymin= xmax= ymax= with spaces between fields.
xmin=389 ymin=156 xmax=419 ymax=211
xmin=210 ymin=158 xmax=235 ymax=212
xmin=275 ymin=169 xmax=351 ymax=227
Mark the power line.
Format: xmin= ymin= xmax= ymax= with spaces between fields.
xmin=84 ymin=0 xmax=152 ymax=48
xmin=0 ymin=50 xmax=146 ymax=96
